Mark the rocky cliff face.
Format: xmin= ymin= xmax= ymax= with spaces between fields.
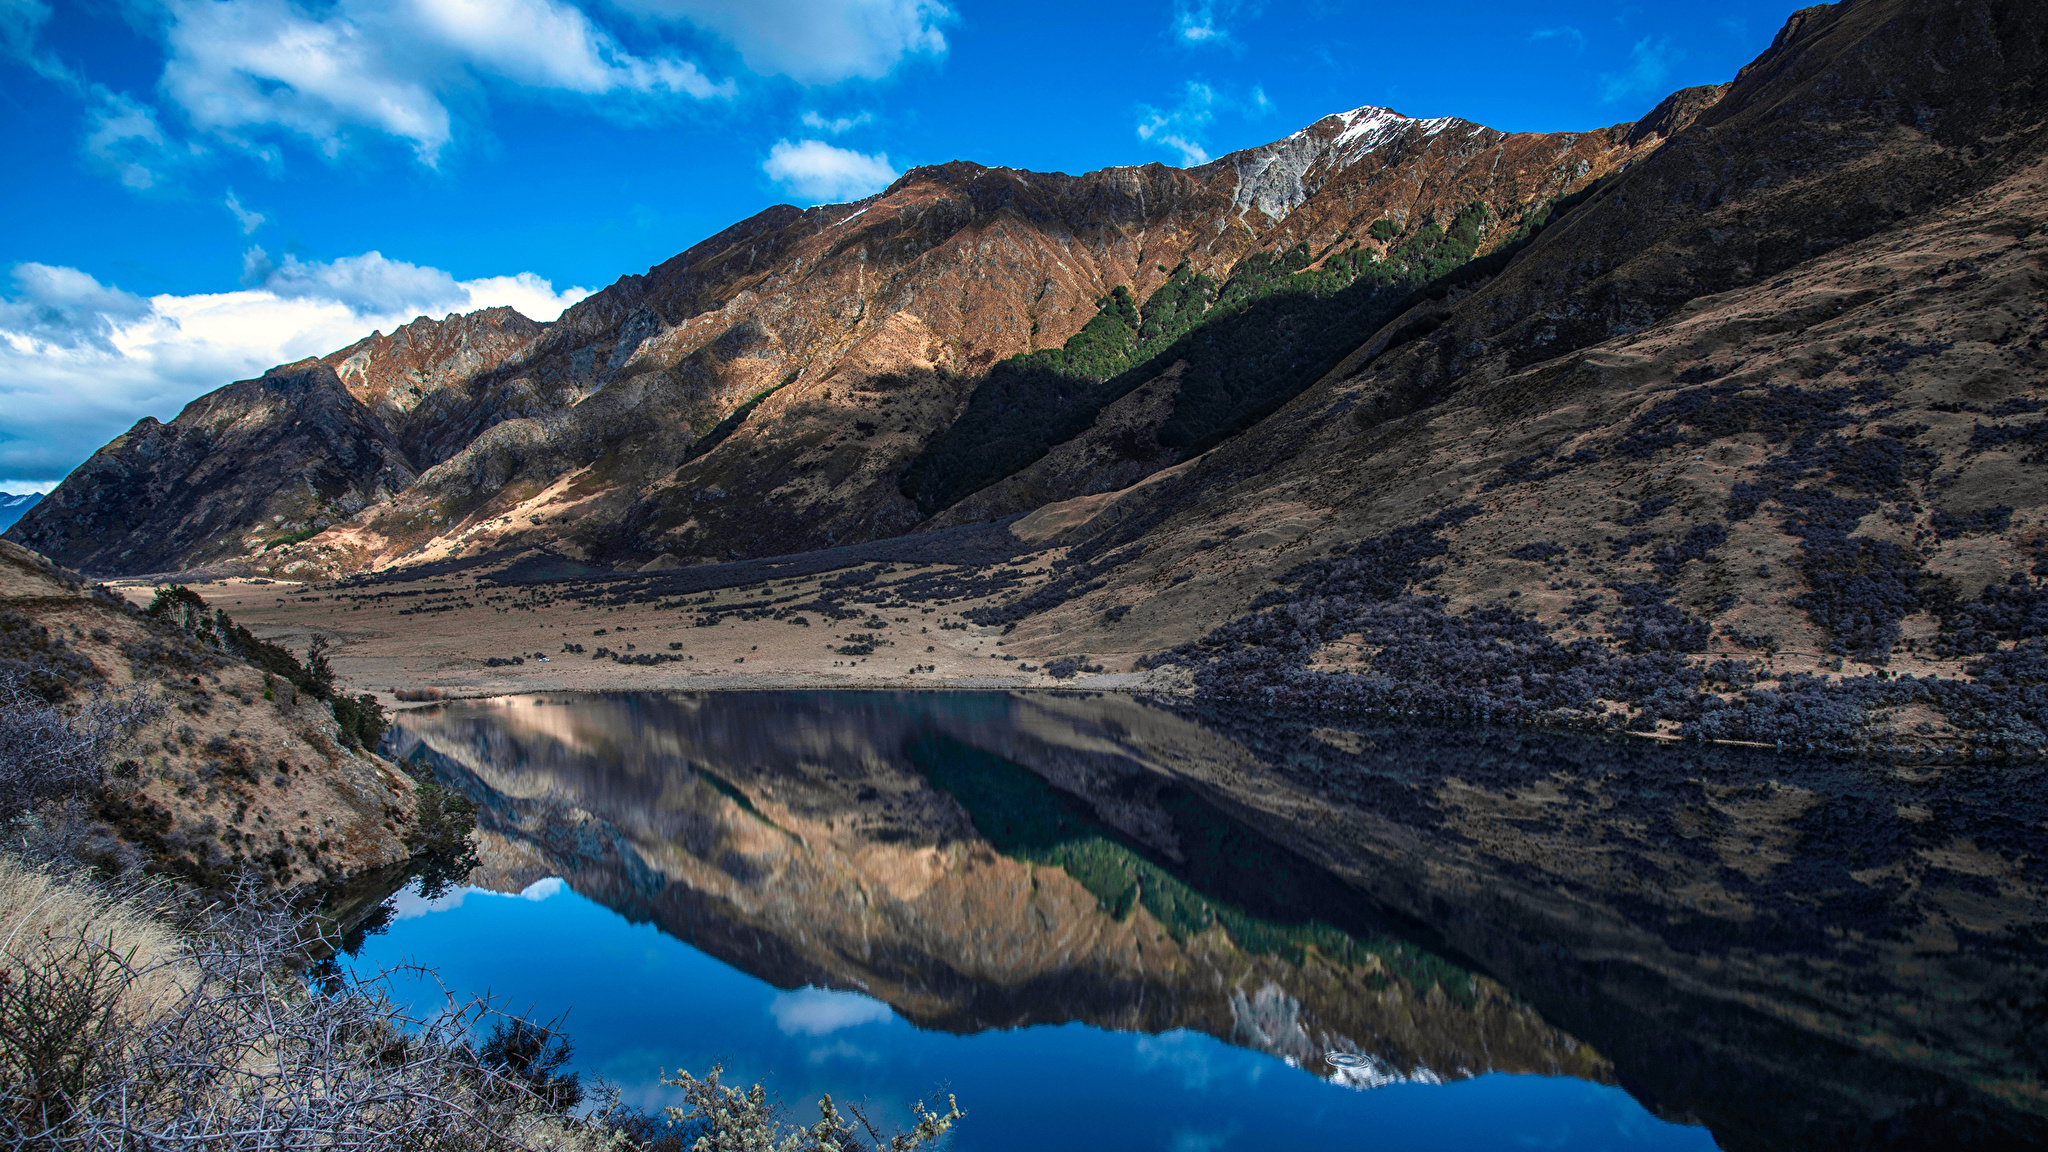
xmin=9 ymin=103 xmax=1657 ymax=576
xmin=323 ymin=306 xmax=546 ymax=422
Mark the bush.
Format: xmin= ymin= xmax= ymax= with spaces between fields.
xmin=330 ymin=693 xmax=388 ymax=753
xmin=656 ymin=1064 xmax=961 ymax=1152
xmin=0 ymin=856 xmax=967 ymax=1152
xmin=147 ymin=586 xmax=327 ymax=699
xmin=401 ymin=770 xmax=480 ymax=901
xmin=0 ymin=669 xmax=160 ymax=846
xmin=1045 ymin=656 xmax=1104 ymax=679
xmin=0 ymin=862 xmax=616 ymax=1151
xmin=0 ymin=609 xmax=101 ymax=704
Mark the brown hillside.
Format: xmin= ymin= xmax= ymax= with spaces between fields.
xmin=10 ymin=108 xmax=1658 ymax=576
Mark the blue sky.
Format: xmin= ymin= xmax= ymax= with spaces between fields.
xmin=0 ymin=0 xmax=1808 ymax=492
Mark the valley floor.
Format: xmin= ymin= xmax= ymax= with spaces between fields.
xmin=116 ymin=554 xmax=1177 ymax=707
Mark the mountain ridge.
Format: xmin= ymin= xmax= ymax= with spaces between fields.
xmin=8 ymin=101 xmax=1662 ymax=576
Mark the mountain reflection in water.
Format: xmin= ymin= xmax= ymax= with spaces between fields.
xmin=385 ymin=690 xmax=2048 ymax=1151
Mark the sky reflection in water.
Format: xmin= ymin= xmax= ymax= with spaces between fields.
xmin=351 ymin=875 xmax=1713 ymax=1152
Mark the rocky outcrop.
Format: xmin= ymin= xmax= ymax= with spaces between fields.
xmin=323 ymin=306 xmax=546 ymax=422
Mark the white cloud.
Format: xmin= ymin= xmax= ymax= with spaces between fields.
xmin=406 ymin=0 xmax=726 ymax=96
xmin=1529 ymin=26 xmax=1586 ymax=52
xmin=0 ymin=0 xmax=66 ymax=83
xmin=1172 ymin=0 xmax=1226 ymax=45
xmin=154 ymin=0 xmax=731 ymax=165
xmin=612 ymin=0 xmax=950 ymax=84
xmin=224 ymin=189 xmax=266 ymax=233
xmin=804 ymin=1040 xmax=880 ymax=1065
xmin=388 ymin=876 xmax=563 ymax=918
xmin=1135 ymin=1029 xmax=1224 ymax=1089
xmin=242 ymin=246 xmax=472 ymax=314
xmin=0 ymin=264 xmax=155 ymax=351
xmin=800 ymin=109 xmax=871 ymax=134
xmin=81 ymin=87 xmax=196 ymax=190
xmin=0 ymin=257 xmax=589 ymax=483
xmin=762 ymin=138 xmax=897 ymax=203
xmin=768 ymin=987 xmax=893 ymax=1035
xmin=1136 ymin=80 xmax=1216 ymax=167
xmin=1600 ymin=35 xmax=1681 ymax=103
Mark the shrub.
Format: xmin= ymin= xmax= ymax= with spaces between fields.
xmin=1045 ymin=656 xmax=1104 ymax=679
xmin=402 ymin=771 xmax=480 ymax=901
xmin=0 ymin=669 xmax=160 ymax=837
xmin=1933 ymin=505 xmax=2014 ymax=539
xmin=330 ymin=693 xmax=387 ymax=753
xmin=0 ymin=851 xmax=968 ymax=1152
xmin=0 ymin=861 xmax=622 ymax=1151
xmin=656 ymin=1065 xmax=961 ymax=1152
xmin=0 ymin=610 xmax=102 ymax=704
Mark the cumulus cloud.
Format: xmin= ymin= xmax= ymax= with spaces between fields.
xmin=612 ymin=0 xmax=950 ymax=84
xmin=800 ymin=109 xmax=871 ymax=134
xmin=241 ymin=246 xmax=474 ymax=315
xmin=1135 ymin=1029 xmax=1225 ymax=1089
xmin=0 ymin=264 xmax=154 ymax=351
xmin=762 ymin=138 xmax=897 ymax=203
xmin=153 ymin=0 xmax=731 ymax=164
xmin=768 ymin=987 xmax=894 ymax=1036
xmin=0 ymin=256 xmax=589 ymax=484
xmin=388 ymin=876 xmax=563 ymax=920
xmin=1136 ymin=80 xmax=1216 ymax=167
xmin=1600 ymin=35 xmax=1682 ymax=103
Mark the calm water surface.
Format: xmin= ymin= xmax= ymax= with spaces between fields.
xmin=355 ymin=691 xmax=2048 ymax=1150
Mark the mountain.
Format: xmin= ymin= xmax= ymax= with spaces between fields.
xmin=0 ymin=493 xmax=38 ymax=533
xmin=992 ymin=0 xmax=2048 ymax=750
xmin=12 ymin=0 xmax=2048 ymax=752
xmin=8 ymin=104 xmax=1673 ymax=575
xmin=8 ymin=308 xmax=541 ymax=576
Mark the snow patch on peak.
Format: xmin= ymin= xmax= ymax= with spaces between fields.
xmin=1233 ymin=105 xmax=1418 ymax=224
xmin=1332 ymin=106 xmax=1411 ymax=149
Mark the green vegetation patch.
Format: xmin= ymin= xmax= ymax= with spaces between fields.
xmin=900 ymin=197 xmax=1579 ymax=517
xmin=261 ymin=525 xmax=325 ymax=551
xmin=683 ymin=373 xmax=799 ymax=465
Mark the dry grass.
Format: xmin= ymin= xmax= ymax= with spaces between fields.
xmin=0 ymin=859 xmax=963 ymax=1152
xmin=0 ymin=856 xmax=190 ymax=1030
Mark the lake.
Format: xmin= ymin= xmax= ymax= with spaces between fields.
xmin=360 ymin=690 xmax=2048 ymax=1150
